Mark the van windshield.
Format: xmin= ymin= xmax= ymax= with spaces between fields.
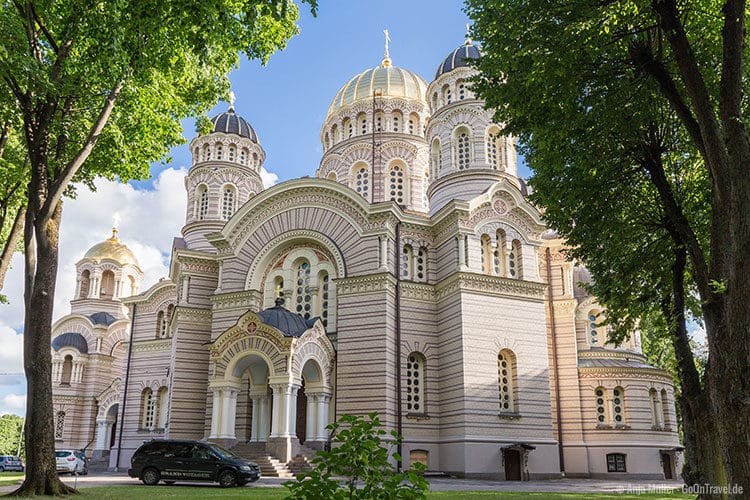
xmin=208 ymin=444 xmax=238 ymax=459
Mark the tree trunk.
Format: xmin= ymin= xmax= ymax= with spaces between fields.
xmin=9 ymin=202 xmax=75 ymax=496
xmin=0 ymin=205 xmax=25 ymax=293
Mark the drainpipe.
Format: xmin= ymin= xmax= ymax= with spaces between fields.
xmin=395 ymin=221 xmax=403 ymax=472
xmin=545 ymin=248 xmax=565 ymax=475
xmin=115 ymin=303 xmax=136 ymax=471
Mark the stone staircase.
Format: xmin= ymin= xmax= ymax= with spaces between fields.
xmin=230 ymin=442 xmax=317 ymax=479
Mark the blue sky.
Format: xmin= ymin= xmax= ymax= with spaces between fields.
xmin=2 ymin=0 xmax=519 ymax=416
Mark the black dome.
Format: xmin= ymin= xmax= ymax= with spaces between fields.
xmin=51 ymin=332 xmax=89 ymax=354
xmin=258 ymin=298 xmax=317 ymax=337
xmin=89 ymin=312 xmax=117 ymax=326
xmin=209 ymin=108 xmax=258 ymax=142
xmin=435 ymin=41 xmax=481 ymax=79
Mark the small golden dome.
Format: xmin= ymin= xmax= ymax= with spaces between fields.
xmin=326 ymin=64 xmax=428 ymax=118
xmin=83 ymin=228 xmax=140 ymax=268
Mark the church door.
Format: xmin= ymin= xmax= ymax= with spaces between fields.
xmin=296 ymin=386 xmax=307 ymax=444
xmin=503 ymin=449 xmax=522 ymax=480
xmin=661 ymin=453 xmax=673 ymax=479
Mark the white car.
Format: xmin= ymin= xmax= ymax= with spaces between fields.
xmin=55 ymin=450 xmax=88 ymax=475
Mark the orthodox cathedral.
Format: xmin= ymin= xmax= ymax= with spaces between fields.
xmin=50 ymin=37 xmax=682 ymax=480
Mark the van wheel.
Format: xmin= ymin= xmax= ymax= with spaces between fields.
xmin=142 ymin=468 xmax=160 ymax=486
xmin=218 ymin=470 xmax=237 ymax=488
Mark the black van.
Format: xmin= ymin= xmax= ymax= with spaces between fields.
xmin=128 ymin=440 xmax=260 ymax=487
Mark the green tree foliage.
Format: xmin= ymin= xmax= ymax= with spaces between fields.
xmin=0 ymin=0 xmax=317 ymax=495
xmin=0 ymin=414 xmax=23 ymax=457
xmin=466 ymin=0 xmax=749 ymax=493
xmin=284 ymin=413 xmax=428 ymax=500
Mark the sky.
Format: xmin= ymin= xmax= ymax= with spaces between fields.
xmin=0 ymin=0 xmax=489 ymax=416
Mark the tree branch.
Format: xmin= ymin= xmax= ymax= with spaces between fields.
xmin=719 ymin=0 xmax=750 ymax=161
xmin=29 ymin=3 xmax=58 ymax=54
xmin=40 ymin=78 xmax=125 ymax=228
xmin=0 ymin=205 xmax=26 ymax=292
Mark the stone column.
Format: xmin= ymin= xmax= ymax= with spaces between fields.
xmin=379 ymin=235 xmax=389 ymax=271
xmin=258 ymin=395 xmax=269 ymax=441
xmin=95 ymin=418 xmax=109 ymax=450
xmin=282 ymin=384 xmax=300 ymax=438
xmin=250 ymin=396 xmax=260 ymax=442
xmin=114 ymin=279 xmax=121 ymax=298
xmin=457 ymin=235 xmax=467 ymax=271
xmin=655 ymin=395 xmax=664 ymax=428
xmin=306 ymin=394 xmax=317 ymax=442
xmin=269 ymin=384 xmax=282 ymax=438
xmin=209 ymin=389 xmax=222 ymax=439
xmin=316 ymin=394 xmax=331 ymax=442
xmin=220 ymin=388 xmax=238 ymax=439
xmin=74 ymin=278 xmax=82 ymax=300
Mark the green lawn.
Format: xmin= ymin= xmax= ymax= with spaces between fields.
xmin=0 ymin=472 xmax=24 ymax=487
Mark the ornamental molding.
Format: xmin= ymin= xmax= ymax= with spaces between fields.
xmin=401 ymin=339 xmax=438 ymax=359
xmin=175 ymin=306 xmax=212 ymax=326
xmin=467 ymin=203 xmax=543 ymax=242
xmin=210 ymin=290 xmax=261 ymax=312
xmin=400 ymin=282 xmax=436 ymax=302
xmin=578 ymin=367 xmax=673 ymax=382
xmin=435 ymin=272 xmax=547 ymax=302
xmin=132 ymin=338 xmax=173 ymax=352
xmin=426 ymin=105 xmax=486 ymax=133
xmin=96 ymin=378 xmax=123 ymax=417
xmin=176 ymin=252 xmax=219 ymax=276
xmin=553 ymin=299 xmax=579 ymax=315
xmin=431 ymin=210 xmax=467 ymax=246
xmin=126 ymin=281 xmax=177 ymax=312
xmin=336 ymin=272 xmax=397 ymax=296
xmin=578 ymin=349 xmax=648 ymax=363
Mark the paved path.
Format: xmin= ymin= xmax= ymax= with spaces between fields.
xmin=0 ymin=471 xmax=685 ymax=495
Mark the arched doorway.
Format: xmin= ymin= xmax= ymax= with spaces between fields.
xmin=107 ymin=404 xmax=118 ymax=448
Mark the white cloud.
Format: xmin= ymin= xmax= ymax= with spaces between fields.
xmin=260 ymin=166 xmax=279 ymax=188
xmin=1 ymin=394 xmax=26 ymax=412
xmin=0 ymin=325 xmax=23 ymax=374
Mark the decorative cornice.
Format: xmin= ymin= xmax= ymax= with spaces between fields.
xmin=336 ymin=272 xmax=397 ymax=296
xmin=578 ymin=367 xmax=674 ymax=381
xmin=578 ymin=349 xmax=648 ymax=363
xmin=435 ymin=272 xmax=547 ymax=302
xmin=210 ymin=290 xmax=261 ymax=312
xmin=400 ymin=281 xmax=436 ymax=302
xmin=175 ymin=251 xmax=219 ymax=275
xmin=131 ymin=338 xmax=173 ymax=352
xmin=175 ymin=306 xmax=212 ymax=326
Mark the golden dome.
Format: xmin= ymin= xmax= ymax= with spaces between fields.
xmin=326 ymin=62 xmax=428 ymax=118
xmin=83 ymin=229 xmax=140 ymax=268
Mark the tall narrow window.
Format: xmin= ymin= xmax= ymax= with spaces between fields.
xmin=157 ymin=387 xmax=169 ymax=428
xmin=358 ymin=114 xmax=368 ymax=135
xmin=392 ymin=111 xmax=402 ymax=132
xmin=408 ymin=113 xmax=418 ymax=134
xmin=456 ymin=128 xmax=471 ymax=170
xmin=197 ymin=185 xmax=209 ymax=220
xmin=588 ymin=310 xmax=601 ymax=345
xmin=228 ymin=146 xmax=235 ymax=162
xmin=216 ymin=144 xmax=223 ymax=160
xmin=295 ymin=260 xmax=312 ymax=319
xmin=650 ymin=389 xmax=659 ymax=427
xmin=431 ymin=139 xmax=441 ymax=177
xmin=402 ymin=245 xmax=413 ymax=279
xmin=416 ymin=247 xmax=427 ymax=281
xmin=481 ymin=235 xmax=493 ymax=274
xmin=389 ymin=163 xmax=405 ymax=205
xmin=221 ymin=185 xmax=236 ymax=220
xmin=352 ymin=163 xmax=370 ymax=201
xmin=457 ymin=80 xmax=466 ymax=100
xmin=331 ymin=124 xmax=339 ymax=144
xmin=141 ymin=388 xmax=155 ymax=429
xmin=79 ymin=270 xmax=90 ymax=299
xmin=595 ymin=387 xmax=607 ymax=424
xmin=612 ymin=386 xmax=625 ymax=425
xmin=204 ymin=145 xmax=211 ymax=161
xmin=508 ymin=239 xmax=521 ymax=278
xmin=274 ymin=276 xmax=284 ymax=298
xmin=406 ymin=353 xmax=425 ymax=413
xmin=319 ymin=272 xmax=330 ymax=328
xmin=498 ymin=350 xmax=516 ymax=413
xmin=100 ymin=270 xmax=114 ymax=298
xmin=442 ymin=84 xmax=452 ymax=105
xmin=324 ymin=132 xmax=330 ymax=150
xmin=239 ymin=149 xmax=247 ymax=165
xmin=61 ymin=355 xmax=73 ymax=385
xmin=660 ymin=389 xmax=670 ymax=429
xmin=487 ymin=128 xmax=501 ymax=169
xmin=432 ymin=93 xmax=439 ymax=110
xmin=343 ymin=118 xmax=353 ymax=138
xmin=495 ymin=230 xmax=507 ymax=276
xmin=157 ymin=311 xmax=165 ymax=339
xmin=55 ymin=411 xmax=65 ymax=439
xmin=253 ymin=153 xmax=259 ymax=168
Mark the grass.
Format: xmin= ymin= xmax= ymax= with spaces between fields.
xmin=0 ymin=472 xmax=24 ymax=487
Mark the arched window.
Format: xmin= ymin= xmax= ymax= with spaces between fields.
xmin=431 ymin=92 xmax=439 ymax=110
xmin=324 ymin=132 xmax=330 ymax=150
xmin=61 ymin=355 xmax=73 ymax=385
xmin=215 ymin=144 xmax=223 ymax=161
xmin=331 ymin=124 xmax=339 ymax=144
xmin=157 ymin=387 xmax=169 ymax=428
xmin=431 ymin=138 xmax=441 ymax=178
xmin=480 ymin=235 xmax=493 ymax=274
xmin=239 ymin=148 xmax=247 ymax=165
xmin=221 ymin=185 xmax=236 ymax=220
xmin=606 ymin=453 xmax=627 ymax=472
xmin=388 ymin=162 xmax=406 ymax=205
xmin=228 ymin=146 xmax=235 ymax=162
xmin=319 ymin=272 xmax=330 ymax=328
xmin=55 ymin=411 xmax=65 ymax=439
xmin=660 ymin=389 xmax=670 ymax=429
xmin=498 ymin=350 xmax=517 ymax=413
xmin=352 ymin=162 xmax=370 ymax=201
xmin=204 ymin=144 xmax=211 ymax=161
xmin=442 ymin=84 xmax=452 ymax=105
xmin=156 ymin=311 xmax=165 ymax=339
xmin=649 ymin=389 xmax=659 ymax=427
xmin=274 ymin=276 xmax=284 ymax=298
xmin=408 ymin=113 xmax=419 ymax=134
xmin=196 ymin=185 xmax=209 ymax=220
xmin=129 ymin=275 xmax=137 ymax=296
xmin=487 ymin=127 xmax=501 ymax=169
xmin=416 ymin=247 xmax=427 ymax=281
xmin=343 ymin=118 xmax=353 ymax=138
xmin=100 ymin=270 xmax=115 ymax=298
xmin=406 ymin=352 xmax=425 ymax=414
xmin=79 ymin=270 xmax=90 ymax=299
xmin=457 ymin=79 xmax=466 ymax=100
xmin=294 ymin=260 xmax=312 ymax=319
xmin=455 ymin=126 xmax=472 ymax=170
xmin=252 ymin=152 xmax=259 ymax=168
xmin=508 ymin=239 xmax=522 ymax=278
xmin=375 ymin=111 xmax=385 ymax=132
xmin=588 ymin=310 xmax=602 ymax=346
xmin=495 ymin=229 xmax=507 ymax=276
xmin=391 ymin=111 xmax=402 ymax=132
xmin=358 ymin=113 xmax=368 ymax=135
xmin=595 ymin=387 xmax=607 ymax=424
xmin=141 ymin=388 xmax=155 ymax=429
xmin=401 ymin=245 xmax=414 ymax=279
xmin=612 ymin=386 xmax=625 ymax=425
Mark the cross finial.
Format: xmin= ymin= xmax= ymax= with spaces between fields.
xmin=228 ymin=91 xmax=236 ymax=111
xmin=382 ymin=29 xmax=392 ymax=67
xmin=465 ymin=23 xmax=472 ymax=45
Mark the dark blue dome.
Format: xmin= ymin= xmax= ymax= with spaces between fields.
xmin=89 ymin=312 xmax=117 ymax=326
xmin=51 ymin=332 xmax=89 ymax=354
xmin=209 ymin=108 xmax=258 ymax=142
xmin=435 ymin=41 xmax=481 ymax=79
xmin=258 ymin=298 xmax=317 ymax=337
